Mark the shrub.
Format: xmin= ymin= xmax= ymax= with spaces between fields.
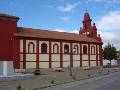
xmin=33 ymin=69 xmax=41 ymax=75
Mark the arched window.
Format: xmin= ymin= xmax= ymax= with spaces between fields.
xmin=41 ymin=43 xmax=47 ymax=53
xmin=83 ymin=45 xmax=87 ymax=54
xmin=73 ymin=45 xmax=79 ymax=54
xmin=53 ymin=43 xmax=59 ymax=54
xmin=64 ymin=44 xmax=69 ymax=54
xmin=28 ymin=42 xmax=35 ymax=53
xmin=91 ymin=46 xmax=95 ymax=55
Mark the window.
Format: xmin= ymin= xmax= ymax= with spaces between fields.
xmin=28 ymin=42 xmax=35 ymax=53
xmin=53 ymin=43 xmax=59 ymax=54
xmin=73 ymin=45 xmax=79 ymax=54
xmin=41 ymin=43 xmax=47 ymax=53
xmin=91 ymin=46 xmax=95 ymax=55
xmin=83 ymin=45 xmax=87 ymax=54
xmin=64 ymin=44 xmax=69 ymax=54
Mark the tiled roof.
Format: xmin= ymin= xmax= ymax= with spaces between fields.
xmin=15 ymin=27 xmax=101 ymax=43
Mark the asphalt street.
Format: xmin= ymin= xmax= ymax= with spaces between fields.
xmin=41 ymin=71 xmax=120 ymax=90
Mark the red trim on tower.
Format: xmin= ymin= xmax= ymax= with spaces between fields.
xmin=70 ymin=43 xmax=73 ymax=67
xmin=80 ymin=43 xmax=82 ymax=67
xmin=36 ymin=40 xmax=39 ymax=69
xmin=99 ymin=45 xmax=103 ymax=66
xmin=49 ymin=41 xmax=52 ymax=68
xmin=88 ymin=44 xmax=90 ymax=66
xmin=23 ymin=39 xmax=26 ymax=69
xmin=96 ymin=44 xmax=98 ymax=66
xmin=60 ymin=42 xmax=63 ymax=68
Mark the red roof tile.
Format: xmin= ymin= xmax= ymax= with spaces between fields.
xmin=15 ymin=27 xmax=101 ymax=43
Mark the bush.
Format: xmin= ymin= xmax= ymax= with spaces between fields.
xmin=33 ymin=69 xmax=41 ymax=75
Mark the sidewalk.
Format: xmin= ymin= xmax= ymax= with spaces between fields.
xmin=0 ymin=67 xmax=119 ymax=90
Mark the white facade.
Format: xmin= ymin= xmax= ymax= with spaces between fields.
xmin=20 ymin=39 xmax=101 ymax=69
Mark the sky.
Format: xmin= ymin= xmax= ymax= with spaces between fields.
xmin=0 ymin=0 xmax=120 ymax=50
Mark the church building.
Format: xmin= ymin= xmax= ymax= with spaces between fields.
xmin=0 ymin=11 xmax=103 ymax=69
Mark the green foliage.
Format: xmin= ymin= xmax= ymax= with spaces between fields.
xmin=103 ymin=43 xmax=117 ymax=60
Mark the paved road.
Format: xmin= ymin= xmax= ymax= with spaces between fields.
xmin=41 ymin=71 xmax=120 ymax=90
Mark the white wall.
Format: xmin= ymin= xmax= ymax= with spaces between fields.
xmin=51 ymin=42 xmax=60 ymax=53
xmin=90 ymin=55 xmax=96 ymax=60
xmin=63 ymin=55 xmax=70 ymax=61
xmin=26 ymin=54 xmax=36 ymax=61
xmin=63 ymin=62 xmax=70 ymax=67
xmin=90 ymin=61 xmax=96 ymax=66
xmin=39 ymin=62 xmax=49 ymax=68
xmin=26 ymin=62 xmax=36 ymax=68
xmin=39 ymin=41 xmax=49 ymax=53
xmin=39 ymin=54 xmax=49 ymax=61
xmin=82 ymin=61 xmax=88 ymax=66
xmin=20 ymin=62 xmax=23 ymax=69
xmin=73 ymin=55 xmax=80 ymax=61
xmin=62 ymin=42 xmax=70 ymax=53
xmin=111 ymin=60 xmax=117 ymax=65
xmin=82 ymin=55 xmax=88 ymax=60
xmin=73 ymin=61 xmax=80 ymax=67
xmin=103 ymin=59 xmax=117 ymax=66
xmin=20 ymin=39 xmax=23 ymax=53
xmin=20 ymin=54 xmax=23 ymax=61
xmin=82 ymin=44 xmax=88 ymax=54
xmin=19 ymin=39 xmax=100 ymax=68
xmin=97 ymin=45 xmax=99 ymax=54
xmin=90 ymin=44 xmax=96 ymax=54
xmin=52 ymin=54 xmax=60 ymax=61
xmin=72 ymin=43 xmax=80 ymax=54
xmin=39 ymin=54 xmax=49 ymax=68
xmin=26 ymin=40 xmax=36 ymax=53
xmin=52 ymin=62 xmax=60 ymax=68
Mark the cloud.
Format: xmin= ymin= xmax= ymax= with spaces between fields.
xmin=70 ymin=30 xmax=79 ymax=33
xmin=97 ymin=11 xmax=120 ymax=31
xmin=96 ymin=11 xmax=120 ymax=49
xmin=52 ymin=28 xmax=78 ymax=33
xmin=58 ymin=2 xmax=80 ymax=12
xmin=60 ymin=17 xmax=70 ymax=22
xmin=52 ymin=28 xmax=120 ymax=50
xmin=98 ymin=31 xmax=120 ymax=50
xmin=52 ymin=28 xmax=66 ymax=32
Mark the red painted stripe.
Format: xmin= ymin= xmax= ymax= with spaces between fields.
xmin=96 ymin=44 xmax=98 ymax=66
xmin=49 ymin=41 xmax=52 ymax=68
xmin=88 ymin=44 xmax=90 ymax=66
xmin=23 ymin=39 xmax=26 ymax=69
xmin=70 ymin=43 xmax=73 ymax=67
xmin=99 ymin=45 xmax=103 ymax=66
xmin=80 ymin=43 xmax=82 ymax=67
xmin=36 ymin=40 xmax=39 ymax=69
xmin=60 ymin=42 xmax=63 ymax=68
xmin=13 ymin=37 xmax=20 ymax=69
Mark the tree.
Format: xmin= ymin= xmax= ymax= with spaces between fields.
xmin=103 ymin=43 xmax=117 ymax=65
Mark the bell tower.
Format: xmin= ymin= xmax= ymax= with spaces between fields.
xmin=79 ymin=11 xmax=101 ymax=42
xmin=83 ymin=10 xmax=92 ymax=29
